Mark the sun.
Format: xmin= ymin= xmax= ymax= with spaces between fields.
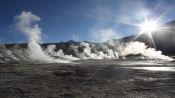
xmin=139 ymin=20 xmax=158 ymax=34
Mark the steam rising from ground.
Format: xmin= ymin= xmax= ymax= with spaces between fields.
xmin=15 ymin=11 xmax=52 ymax=62
xmin=118 ymin=42 xmax=173 ymax=61
xmin=46 ymin=44 xmax=79 ymax=61
xmin=0 ymin=11 xmax=173 ymax=63
xmin=14 ymin=11 xmax=73 ymax=63
xmin=76 ymin=42 xmax=118 ymax=59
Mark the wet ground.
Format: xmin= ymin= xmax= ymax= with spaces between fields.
xmin=0 ymin=60 xmax=175 ymax=98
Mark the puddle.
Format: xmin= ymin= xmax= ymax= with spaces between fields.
xmin=126 ymin=67 xmax=175 ymax=72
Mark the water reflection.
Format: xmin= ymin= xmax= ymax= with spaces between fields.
xmin=129 ymin=67 xmax=175 ymax=72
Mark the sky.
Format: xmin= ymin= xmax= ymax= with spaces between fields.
xmin=0 ymin=0 xmax=175 ymax=43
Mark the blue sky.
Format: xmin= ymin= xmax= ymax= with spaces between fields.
xmin=0 ymin=0 xmax=175 ymax=43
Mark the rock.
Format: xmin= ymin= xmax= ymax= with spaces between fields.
xmin=53 ymin=70 xmax=74 ymax=76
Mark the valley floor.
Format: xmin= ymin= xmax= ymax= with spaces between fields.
xmin=0 ymin=60 xmax=175 ymax=98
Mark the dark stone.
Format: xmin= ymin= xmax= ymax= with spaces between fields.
xmin=53 ymin=70 xmax=74 ymax=76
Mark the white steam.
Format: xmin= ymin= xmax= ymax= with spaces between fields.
xmin=75 ymin=41 xmax=173 ymax=61
xmin=91 ymin=28 xmax=118 ymax=42
xmin=0 ymin=11 xmax=173 ymax=63
xmin=46 ymin=44 xmax=79 ymax=61
xmin=118 ymin=41 xmax=173 ymax=61
xmin=0 ymin=45 xmax=19 ymax=61
xmin=77 ymin=42 xmax=118 ymax=59
xmin=15 ymin=11 xmax=69 ymax=63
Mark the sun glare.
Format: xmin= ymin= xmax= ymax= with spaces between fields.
xmin=139 ymin=20 xmax=158 ymax=34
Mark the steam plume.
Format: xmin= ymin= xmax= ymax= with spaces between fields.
xmin=15 ymin=11 xmax=69 ymax=63
xmin=0 ymin=11 xmax=173 ymax=63
xmin=46 ymin=44 xmax=79 ymax=61
xmin=118 ymin=41 xmax=173 ymax=61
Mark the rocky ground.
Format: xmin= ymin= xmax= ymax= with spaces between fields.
xmin=0 ymin=60 xmax=175 ymax=98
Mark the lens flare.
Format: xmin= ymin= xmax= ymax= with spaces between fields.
xmin=139 ymin=20 xmax=158 ymax=34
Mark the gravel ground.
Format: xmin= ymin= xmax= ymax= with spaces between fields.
xmin=0 ymin=60 xmax=175 ymax=98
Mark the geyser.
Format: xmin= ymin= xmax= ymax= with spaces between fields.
xmin=0 ymin=11 xmax=173 ymax=63
xmin=15 ymin=11 xmax=70 ymax=63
